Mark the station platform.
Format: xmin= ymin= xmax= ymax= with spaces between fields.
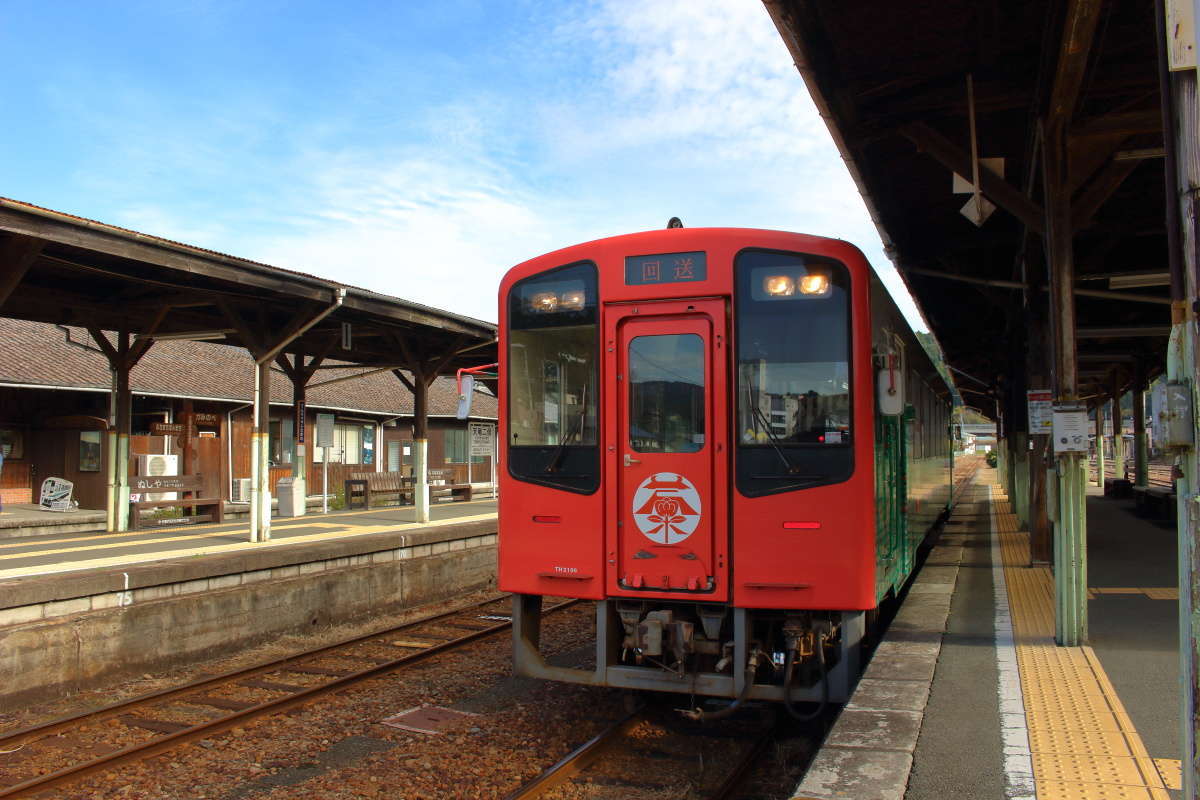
xmin=0 ymin=498 xmax=497 ymax=581
xmin=0 ymin=499 xmax=498 ymax=704
xmin=794 ymin=468 xmax=1181 ymax=800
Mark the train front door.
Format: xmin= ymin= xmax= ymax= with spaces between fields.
xmin=607 ymin=300 xmax=728 ymax=600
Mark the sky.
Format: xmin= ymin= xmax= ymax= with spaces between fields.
xmin=0 ymin=0 xmax=926 ymax=330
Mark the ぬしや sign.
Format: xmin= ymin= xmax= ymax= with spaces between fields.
xmin=631 ymin=472 xmax=702 ymax=544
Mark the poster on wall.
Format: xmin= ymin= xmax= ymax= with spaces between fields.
xmin=1052 ymin=405 xmax=1089 ymax=453
xmin=362 ymin=425 xmax=375 ymax=465
xmin=1026 ymin=390 xmax=1053 ymax=433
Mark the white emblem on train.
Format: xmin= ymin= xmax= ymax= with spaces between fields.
xmin=631 ymin=473 xmax=702 ymax=544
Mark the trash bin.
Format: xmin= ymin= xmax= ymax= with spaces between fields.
xmin=277 ymin=476 xmax=306 ymax=517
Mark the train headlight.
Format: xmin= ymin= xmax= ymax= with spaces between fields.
xmin=798 ymin=272 xmax=830 ymax=296
xmin=763 ymin=275 xmax=795 ymax=296
xmin=529 ymin=291 xmax=559 ymax=312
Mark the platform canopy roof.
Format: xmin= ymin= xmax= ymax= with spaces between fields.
xmin=0 ymin=197 xmax=496 ymax=377
xmin=766 ymin=0 xmax=1170 ymax=406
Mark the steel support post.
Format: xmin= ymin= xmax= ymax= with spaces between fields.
xmin=1043 ymin=117 xmax=1087 ymax=646
xmin=1055 ymin=455 xmax=1088 ymax=645
xmin=1096 ymin=402 xmax=1107 ymax=486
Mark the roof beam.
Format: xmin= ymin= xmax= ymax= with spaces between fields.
xmin=0 ymin=233 xmax=44 ymax=308
xmin=1073 ymin=109 xmax=1163 ymax=137
xmin=1046 ymin=0 xmax=1104 ymax=129
xmin=901 ymin=122 xmax=1045 ymax=233
xmin=1072 ymin=158 xmax=1142 ymax=230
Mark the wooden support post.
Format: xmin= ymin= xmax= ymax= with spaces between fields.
xmin=1096 ymin=401 xmax=1107 ymax=486
xmin=1043 ymin=117 xmax=1088 ymax=647
xmin=89 ymin=326 xmax=155 ymax=532
xmin=250 ymin=360 xmax=272 ymax=541
xmin=1133 ymin=368 xmax=1148 ymax=487
xmin=1111 ymin=373 xmax=1126 ymax=479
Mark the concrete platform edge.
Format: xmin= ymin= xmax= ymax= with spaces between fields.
xmin=0 ymin=517 xmax=497 ymax=611
xmin=791 ymin=539 xmax=962 ymax=800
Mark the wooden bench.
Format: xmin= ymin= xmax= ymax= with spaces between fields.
xmin=1133 ymin=484 xmax=1175 ymax=520
xmin=346 ymin=471 xmax=415 ymax=510
xmin=427 ymin=469 xmax=473 ymax=502
xmin=130 ymin=474 xmax=223 ymax=529
xmin=1104 ymin=477 xmax=1133 ymax=499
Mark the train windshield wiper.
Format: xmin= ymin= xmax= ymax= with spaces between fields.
xmin=545 ymin=407 xmax=586 ymax=473
xmin=749 ymin=394 xmax=804 ymax=474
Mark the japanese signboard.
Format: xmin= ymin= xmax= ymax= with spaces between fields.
xmin=1052 ymin=405 xmax=1089 ymax=454
xmin=185 ymin=412 xmax=221 ymax=428
xmin=624 ymin=251 xmax=707 ymax=286
xmin=1026 ymin=390 xmax=1053 ymax=433
xmin=469 ymin=422 xmax=495 ymax=457
xmin=150 ymin=422 xmax=187 ymax=436
xmin=316 ymin=413 xmax=335 ymax=448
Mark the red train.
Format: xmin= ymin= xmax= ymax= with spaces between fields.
xmin=497 ymin=225 xmax=953 ymax=713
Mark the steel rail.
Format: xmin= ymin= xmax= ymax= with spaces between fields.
xmin=0 ymin=593 xmax=509 ymax=750
xmin=705 ymin=721 xmax=780 ymax=800
xmin=502 ymin=708 xmax=645 ymax=800
xmin=0 ymin=598 xmax=580 ymax=799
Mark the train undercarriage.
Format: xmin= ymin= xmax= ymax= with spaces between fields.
xmin=512 ymin=595 xmax=865 ymax=708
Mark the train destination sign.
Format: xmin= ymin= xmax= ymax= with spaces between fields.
xmin=624 ymin=251 xmax=707 ymax=286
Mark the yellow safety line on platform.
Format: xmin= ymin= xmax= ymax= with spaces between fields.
xmin=0 ymin=498 xmax=499 ymax=550
xmin=0 ymin=512 xmax=498 ymax=580
xmin=992 ymin=481 xmax=1171 ymax=800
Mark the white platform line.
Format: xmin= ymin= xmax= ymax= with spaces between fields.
xmin=988 ymin=485 xmax=1037 ymax=800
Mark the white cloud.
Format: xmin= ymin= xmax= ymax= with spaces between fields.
xmin=92 ymin=0 xmax=927 ymax=331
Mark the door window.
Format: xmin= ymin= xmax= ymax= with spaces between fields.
xmin=628 ymin=333 xmax=705 ymax=453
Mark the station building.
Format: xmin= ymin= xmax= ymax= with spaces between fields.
xmin=0 ymin=317 xmax=497 ymax=510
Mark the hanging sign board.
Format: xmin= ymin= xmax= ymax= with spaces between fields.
xmin=150 ymin=422 xmax=187 ymax=436
xmin=316 ymin=413 xmax=336 ymax=448
xmin=1026 ymin=390 xmax=1053 ymax=434
xmin=185 ymin=412 xmax=221 ymax=429
xmin=469 ymin=422 xmax=495 ymax=456
xmin=1052 ymin=405 xmax=1089 ymax=453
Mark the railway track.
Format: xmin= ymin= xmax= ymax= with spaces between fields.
xmin=0 ymin=594 xmax=578 ymax=798
xmin=504 ymin=704 xmax=781 ymax=800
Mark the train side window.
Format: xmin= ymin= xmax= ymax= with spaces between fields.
xmin=734 ymin=248 xmax=853 ymax=496
xmin=506 ymin=261 xmax=600 ymax=494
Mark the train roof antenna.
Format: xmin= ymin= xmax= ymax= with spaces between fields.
xmin=666 ymin=217 xmax=683 ymax=228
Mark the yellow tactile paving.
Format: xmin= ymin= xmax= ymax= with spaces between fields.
xmin=991 ymin=481 xmax=1172 ymax=800
xmin=1142 ymin=588 xmax=1179 ymax=601
xmin=1154 ymin=759 xmax=1182 ymax=790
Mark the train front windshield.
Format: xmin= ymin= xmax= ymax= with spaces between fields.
xmin=506 ymin=261 xmax=600 ymax=493
xmin=735 ymin=249 xmax=852 ymax=496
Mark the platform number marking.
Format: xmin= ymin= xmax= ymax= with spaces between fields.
xmin=631 ymin=473 xmax=702 ymax=544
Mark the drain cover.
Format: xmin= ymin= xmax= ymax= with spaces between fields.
xmin=380 ymin=705 xmax=480 ymax=735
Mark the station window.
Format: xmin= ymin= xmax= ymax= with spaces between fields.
xmin=445 ymin=428 xmax=485 ymax=464
xmin=312 ymin=422 xmax=366 ymax=464
xmin=0 ymin=428 xmax=24 ymax=459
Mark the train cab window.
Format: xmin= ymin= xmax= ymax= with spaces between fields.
xmin=734 ymin=249 xmax=852 ymax=496
xmin=506 ymin=262 xmax=600 ymax=493
xmin=629 ymin=333 xmax=705 ymax=453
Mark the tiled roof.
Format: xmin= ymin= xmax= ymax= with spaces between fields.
xmin=0 ymin=318 xmax=496 ymax=419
